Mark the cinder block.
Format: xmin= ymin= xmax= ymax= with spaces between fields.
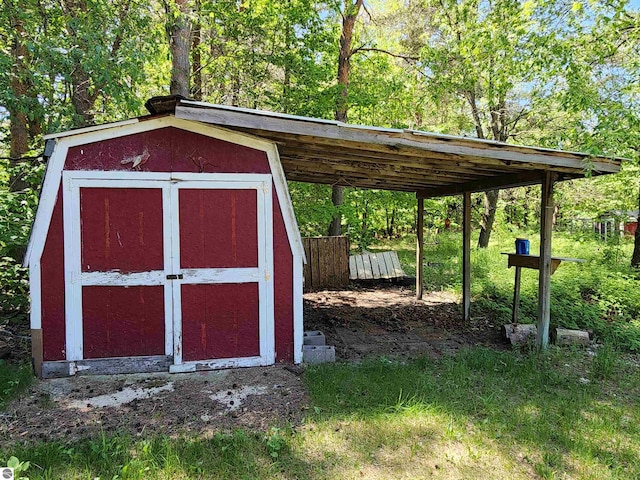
xmin=303 ymin=345 xmax=335 ymax=364
xmin=303 ymin=330 xmax=326 ymax=346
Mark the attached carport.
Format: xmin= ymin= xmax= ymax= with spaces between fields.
xmin=150 ymin=96 xmax=622 ymax=349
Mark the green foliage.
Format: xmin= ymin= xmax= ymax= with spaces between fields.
xmin=5 ymin=456 xmax=29 ymax=480
xmin=0 ymin=161 xmax=42 ymax=320
xmin=0 ymin=361 xmax=33 ymax=409
xmin=263 ymin=427 xmax=288 ymax=459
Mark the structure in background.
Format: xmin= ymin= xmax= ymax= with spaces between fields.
xmin=594 ymin=210 xmax=639 ymax=240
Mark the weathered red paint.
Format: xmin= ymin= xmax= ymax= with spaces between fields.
xmin=181 ymin=283 xmax=260 ymax=361
xmin=65 ymin=128 xmax=269 ymax=174
xmin=41 ymin=125 xmax=296 ymax=366
xmin=82 ymin=286 xmax=165 ymax=358
xmin=41 ymin=185 xmax=65 ymax=361
xmin=80 ymin=188 xmax=164 ymax=273
xmin=179 ymin=189 xmax=258 ymax=268
xmin=273 ymin=194 xmax=294 ymax=362
xmin=624 ymin=222 xmax=638 ymax=236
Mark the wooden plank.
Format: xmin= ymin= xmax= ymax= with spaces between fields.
xmin=283 ymin=151 xmax=499 ymax=181
xmin=378 ymin=252 xmax=390 ymax=278
xmin=310 ymin=238 xmax=321 ymax=289
xmin=512 ymin=266 xmax=522 ymax=324
xmin=31 ymin=328 xmax=43 ymax=378
xmin=389 ymin=251 xmax=404 ymax=277
xmin=349 ymin=255 xmax=357 ymax=280
xmin=537 ymin=172 xmax=557 ymax=349
xmin=302 ymin=238 xmax=311 ymax=292
xmin=362 ymin=254 xmax=373 ymax=280
xmin=318 ymin=237 xmax=329 ymax=286
xmin=462 ymin=192 xmax=471 ymax=321
xmin=355 ymin=254 xmax=366 ymax=280
xmin=281 ymin=143 xmax=511 ymax=175
xmin=369 ymin=253 xmax=382 ymax=279
xmin=382 ymin=252 xmax=396 ymax=279
xmin=418 ymin=171 xmax=545 ymax=198
xmin=42 ymin=355 xmax=172 ymax=378
xmin=507 ymin=254 xmax=562 ymax=275
xmin=417 ymin=197 xmax=424 ymax=299
xmin=339 ymin=237 xmax=349 ymax=286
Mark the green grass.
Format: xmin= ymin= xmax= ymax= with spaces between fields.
xmin=3 ymin=347 xmax=640 ymax=479
xmin=0 ymin=361 xmax=33 ymax=409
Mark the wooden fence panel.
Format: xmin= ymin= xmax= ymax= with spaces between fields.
xmin=302 ymin=236 xmax=350 ymax=291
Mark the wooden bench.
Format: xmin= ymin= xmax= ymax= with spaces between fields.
xmin=349 ymin=251 xmax=407 ymax=281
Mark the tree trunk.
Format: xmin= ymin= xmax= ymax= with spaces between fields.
xmin=62 ymin=0 xmax=130 ymax=126
xmin=168 ymin=0 xmax=192 ymax=97
xmin=329 ymin=0 xmax=363 ymax=236
xmin=328 ymin=185 xmax=345 ymax=236
xmin=191 ymin=0 xmax=202 ymax=100
xmin=478 ymin=189 xmax=499 ymax=248
xmin=8 ymin=8 xmax=30 ymax=193
xmin=632 ymin=186 xmax=640 ymax=268
xmin=70 ymin=68 xmax=96 ymax=127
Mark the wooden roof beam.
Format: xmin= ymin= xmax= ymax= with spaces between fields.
xmin=416 ymin=171 xmax=568 ymax=198
xmin=176 ymin=105 xmax=619 ymax=174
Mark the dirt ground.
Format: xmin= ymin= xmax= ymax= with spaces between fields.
xmin=305 ymin=284 xmax=507 ymax=360
xmin=1 ymin=285 xmax=507 ymax=444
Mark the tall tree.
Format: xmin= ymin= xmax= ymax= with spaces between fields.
xmin=165 ymin=0 xmax=192 ymax=96
xmin=415 ymin=0 xmax=548 ymax=247
xmin=2 ymin=0 xmax=42 ymax=192
xmin=328 ymin=0 xmax=363 ymax=236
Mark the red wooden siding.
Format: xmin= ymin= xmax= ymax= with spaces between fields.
xmin=82 ymin=286 xmax=165 ymax=358
xmin=273 ymin=194 xmax=294 ymax=362
xmin=80 ymin=188 xmax=164 ymax=273
xmin=65 ymin=128 xmax=270 ymax=175
xmin=41 ymin=185 xmax=66 ymax=361
xmin=181 ymin=283 xmax=260 ymax=361
xmin=179 ymin=189 xmax=258 ymax=268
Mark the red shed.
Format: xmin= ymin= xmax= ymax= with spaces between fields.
xmin=25 ymin=115 xmax=305 ymax=378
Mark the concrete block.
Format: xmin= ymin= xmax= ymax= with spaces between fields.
xmin=303 ymin=330 xmax=326 ymax=346
xmin=303 ymin=345 xmax=335 ymax=364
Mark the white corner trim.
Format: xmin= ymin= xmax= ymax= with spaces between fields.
xmin=293 ymin=254 xmax=304 ymax=364
xmin=29 ymin=263 xmax=42 ymax=330
xmin=62 ymin=172 xmax=83 ymax=361
xmin=265 ymin=145 xmax=306 ymax=263
xmin=43 ymin=118 xmax=140 ymax=140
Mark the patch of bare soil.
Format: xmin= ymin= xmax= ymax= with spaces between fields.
xmin=0 ymin=365 xmax=306 ymax=445
xmin=304 ymin=284 xmax=508 ymax=360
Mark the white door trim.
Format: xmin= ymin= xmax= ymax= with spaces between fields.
xmin=62 ymin=173 xmax=171 ymax=361
xmin=170 ymin=175 xmax=274 ymax=371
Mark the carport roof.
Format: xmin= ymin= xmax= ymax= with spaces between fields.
xmin=167 ymin=98 xmax=622 ymax=197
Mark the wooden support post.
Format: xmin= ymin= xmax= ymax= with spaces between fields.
xmin=537 ymin=172 xmax=556 ymax=349
xmin=462 ymin=191 xmax=471 ymax=321
xmin=512 ymin=266 xmax=522 ymax=324
xmin=416 ymin=196 xmax=424 ymax=299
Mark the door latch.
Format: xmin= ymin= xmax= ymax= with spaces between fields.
xmin=166 ymin=274 xmax=184 ymax=280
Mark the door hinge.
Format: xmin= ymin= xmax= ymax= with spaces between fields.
xmin=166 ymin=274 xmax=183 ymax=280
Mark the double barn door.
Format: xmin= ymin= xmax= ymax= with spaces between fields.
xmin=62 ymin=171 xmax=274 ymax=372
